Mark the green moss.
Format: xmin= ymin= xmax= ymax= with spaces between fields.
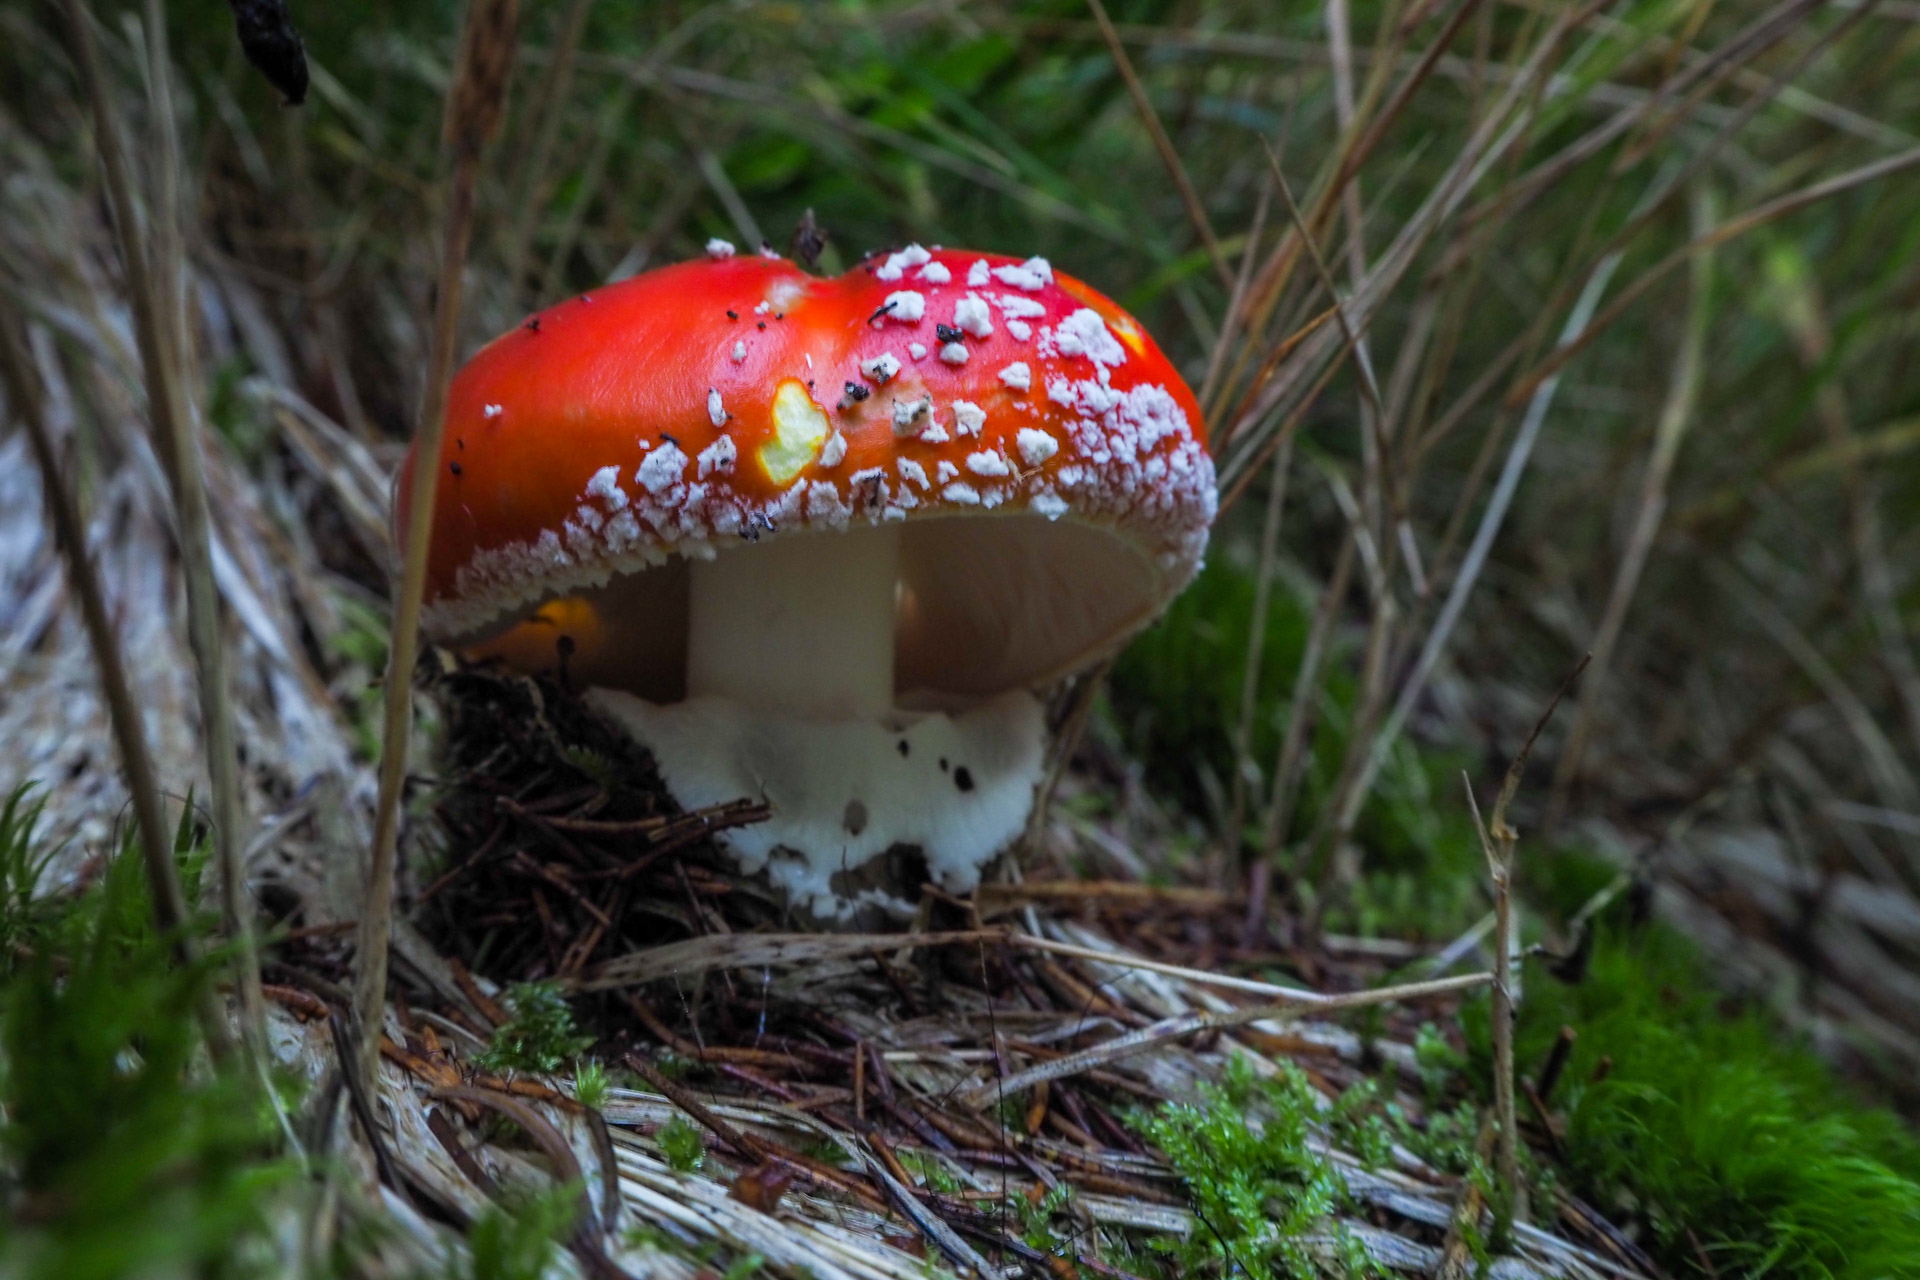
xmin=572 ymin=1060 xmax=609 ymax=1112
xmin=657 ymin=1116 xmax=706 ymax=1173
xmin=895 ymin=1148 xmax=963 ymax=1194
xmin=475 ymin=982 xmax=595 ymax=1075
xmin=1017 ymin=1181 xmax=1077 ymax=1255
xmin=1128 ymin=1056 xmax=1356 ymax=1279
xmin=1497 ymin=922 xmax=1920 ymax=1280
xmin=1327 ymin=1079 xmax=1394 ymax=1171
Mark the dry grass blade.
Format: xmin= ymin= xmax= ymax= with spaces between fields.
xmin=574 ymin=930 xmax=1000 ymax=992
xmin=1086 ymin=0 xmax=1232 ymax=288
xmin=502 ymin=0 xmax=595 ymax=304
xmin=1550 ymin=188 xmax=1714 ymax=827
xmin=1199 ymin=176 xmax=1271 ymax=422
xmin=53 ymin=0 xmax=247 ymax=1066
xmin=1501 ymin=143 xmax=1920 ymax=412
xmin=1217 ymin=0 xmax=1600 ymax=493
xmin=582 ymin=926 xmax=1363 ymax=1003
xmin=1339 ymin=256 xmax=1620 ymax=840
xmin=356 ymin=0 xmax=519 ymax=1081
xmin=0 ymin=307 xmax=191 ymax=977
xmin=1259 ymin=538 xmax=1357 ymax=864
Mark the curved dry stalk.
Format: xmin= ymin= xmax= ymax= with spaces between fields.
xmin=1464 ymin=654 xmax=1585 ymax=1232
xmin=1259 ymin=537 xmax=1357 ymax=866
xmin=356 ymin=0 xmax=519 ymax=1082
xmin=1224 ymin=441 xmax=1293 ymax=858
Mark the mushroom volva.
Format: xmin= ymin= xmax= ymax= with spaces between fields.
xmin=395 ymin=244 xmax=1217 ymax=919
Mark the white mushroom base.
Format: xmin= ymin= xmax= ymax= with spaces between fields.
xmin=589 ymin=689 xmax=1046 ymax=921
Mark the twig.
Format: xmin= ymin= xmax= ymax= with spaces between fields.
xmin=1535 ymin=1024 xmax=1577 ymax=1104
xmin=1465 ymin=651 xmax=1590 ymax=1230
xmin=1462 ymin=779 xmax=1519 ymax=1229
xmin=329 ymin=1012 xmax=405 ymax=1196
xmin=953 ymin=970 xmax=1492 ymax=1108
xmin=356 ymin=0 xmax=518 ymax=1082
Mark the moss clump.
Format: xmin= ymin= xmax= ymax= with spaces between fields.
xmin=1503 ymin=920 xmax=1920 ymax=1279
xmin=475 ymin=982 xmax=595 ymax=1075
xmin=1128 ymin=1056 xmax=1364 ymax=1279
xmin=572 ymin=1060 xmax=610 ymax=1111
xmin=657 ymin=1116 xmax=706 ymax=1173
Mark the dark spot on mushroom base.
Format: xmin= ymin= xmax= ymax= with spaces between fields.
xmin=843 ymin=799 xmax=868 ymax=837
xmin=896 ymin=740 xmax=909 ymax=757
xmin=953 ymin=766 xmax=975 ymax=793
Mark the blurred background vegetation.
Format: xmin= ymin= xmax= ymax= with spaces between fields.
xmin=4 ymin=0 xmax=1920 ymax=1274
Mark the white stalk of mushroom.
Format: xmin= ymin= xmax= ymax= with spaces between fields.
xmin=593 ymin=525 xmax=1046 ymax=920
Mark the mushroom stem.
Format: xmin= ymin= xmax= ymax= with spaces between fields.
xmin=686 ymin=524 xmax=900 ymax=718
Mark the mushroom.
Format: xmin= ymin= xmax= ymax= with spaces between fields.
xmin=396 ymin=246 xmax=1216 ymax=919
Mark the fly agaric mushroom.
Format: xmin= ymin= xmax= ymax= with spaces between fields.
xmin=396 ymin=244 xmax=1215 ymax=918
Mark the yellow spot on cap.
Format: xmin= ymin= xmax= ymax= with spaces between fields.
xmin=760 ymin=379 xmax=829 ymax=486
xmin=1111 ymin=313 xmax=1147 ymax=358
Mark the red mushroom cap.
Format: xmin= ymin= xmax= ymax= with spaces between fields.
xmin=396 ymin=246 xmax=1216 ymax=700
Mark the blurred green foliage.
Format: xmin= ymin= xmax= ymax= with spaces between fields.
xmin=0 ymin=791 xmax=293 ymax=1280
